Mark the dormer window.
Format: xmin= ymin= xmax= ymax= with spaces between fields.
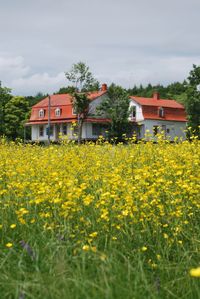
xmin=39 ymin=109 xmax=45 ymax=117
xmin=55 ymin=108 xmax=61 ymax=116
xmin=158 ymin=107 xmax=164 ymax=118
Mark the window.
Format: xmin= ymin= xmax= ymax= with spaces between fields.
xmin=92 ymin=124 xmax=101 ymax=136
xmin=62 ymin=124 xmax=67 ymax=135
xmin=39 ymin=109 xmax=45 ymax=117
xmin=46 ymin=125 xmax=53 ymax=136
xmin=153 ymin=126 xmax=159 ymax=136
xmin=72 ymin=107 xmax=76 ymax=115
xmin=158 ymin=107 xmax=164 ymax=118
xmin=39 ymin=125 xmax=44 ymax=137
xmin=92 ymin=124 xmax=108 ymax=136
xmin=132 ymin=106 xmax=136 ymax=118
xmin=166 ymin=128 xmax=170 ymax=134
xmin=72 ymin=125 xmax=78 ymax=135
xmin=55 ymin=108 xmax=61 ymax=116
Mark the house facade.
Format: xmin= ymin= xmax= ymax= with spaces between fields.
xmin=27 ymin=86 xmax=187 ymax=142
xmin=129 ymin=92 xmax=187 ymax=140
xmin=26 ymin=84 xmax=110 ymax=142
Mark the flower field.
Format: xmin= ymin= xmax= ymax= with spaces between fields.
xmin=0 ymin=139 xmax=200 ymax=298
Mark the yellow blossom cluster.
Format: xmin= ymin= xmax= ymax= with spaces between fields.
xmin=0 ymin=138 xmax=199 ymax=255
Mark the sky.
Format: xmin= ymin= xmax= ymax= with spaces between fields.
xmin=1 ymin=0 xmax=200 ymax=96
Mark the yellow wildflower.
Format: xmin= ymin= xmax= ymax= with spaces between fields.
xmin=190 ymin=267 xmax=200 ymax=277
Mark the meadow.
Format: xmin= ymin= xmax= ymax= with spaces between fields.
xmin=0 ymin=137 xmax=200 ymax=299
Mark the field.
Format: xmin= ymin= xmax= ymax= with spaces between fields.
xmin=0 ymin=138 xmax=200 ymax=299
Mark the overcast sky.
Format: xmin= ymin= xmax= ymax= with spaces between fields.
xmin=1 ymin=0 xmax=200 ymax=95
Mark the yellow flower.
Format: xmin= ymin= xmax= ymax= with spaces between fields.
xmin=6 ymin=243 xmax=13 ymax=248
xmin=141 ymin=246 xmax=148 ymax=252
xmin=91 ymin=246 xmax=97 ymax=252
xmin=89 ymin=232 xmax=98 ymax=238
xmin=10 ymin=224 xmax=16 ymax=229
xmin=82 ymin=245 xmax=90 ymax=251
xmin=190 ymin=267 xmax=200 ymax=277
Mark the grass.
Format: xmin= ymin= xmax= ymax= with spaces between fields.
xmin=0 ymin=138 xmax=200 ymax=298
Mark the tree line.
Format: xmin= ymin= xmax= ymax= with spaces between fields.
xmin=0 ymin=63 xmax=200 ymax=141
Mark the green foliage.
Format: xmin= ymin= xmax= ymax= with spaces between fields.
xmin=98 ymin=84 xmax=131 ymax=140
xmin=55 ymin=86 xmax=76 ymax=94
xmin=72 ymin=92 xmax=90 ymax=116
xmin=185 ymin=65 xmax=200 ymax=136
xmin=0 ymin=82 xmax=12 ymax=136
xmin=65 ymin=62 xmax=99 ymax=143
xmin=4 ymin=96 xmax=30 ymax=140
xmin=65 ymin=62 xmax=99 ymax=92
xmin=126 ymin=82 xmax=187 ymax=102
xmin=25 ymin=92 xmax=46 ymax=107
xmin=72 ymin=92 xmax=90 ymax=144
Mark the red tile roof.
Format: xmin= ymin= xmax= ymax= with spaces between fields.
xmin=130 ymin=96 xmax=187 ymax=122
xmin=33 ymin=94 xmax=72 ymax=108
xmin=130 ymin=96 xmax=184 ymax=108
xmin=28 ymin=91 xmax=107 ymax=124
xmin=33 ymin=91 xmax=107 ymax=108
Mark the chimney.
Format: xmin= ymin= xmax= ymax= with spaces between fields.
xmin=153 ymin=92 xmax=160 ymax=100
xmin=101 ymin=83 xmax=107 ymax=91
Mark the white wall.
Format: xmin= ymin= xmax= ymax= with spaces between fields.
xmin=129 ymin=100 xmax=144 ymax=121
xmin=141 ymin=120 xmax=187 ymax=141
xmin=31 ymin=122 xmax=108 ymax=141
xmin=31 ymin=123 xmax=71 ymax=141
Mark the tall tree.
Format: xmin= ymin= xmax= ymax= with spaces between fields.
xmin=98 ymin=84 xmax=131 ymax=140
xmin=0 ymin=82 xmax=12 ymax=136
xmin=4 ymin=96 xmax=30 ymax=140
xmin=65 ymin=62 xmax=99 ymax=143
xmin=186 ymin=64 xmax=200 ymax=136
xmin=65 ymin=62 xmax=99 ymax=92
xmin=71 ymin=92 xmax=90 ymax=144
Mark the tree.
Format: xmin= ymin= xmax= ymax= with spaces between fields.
xmin=4 ymin=96 xmax=30 ymax=140
xmin=55 ymin=86 xmax=76 ymax=95
xmin=72 ymin=92 xmax=90 ymax=144
xmin=98 ymin=84 xmax=131 ymax=140
xmin=65 ymin=62 xmax=99 ymax=143
xmin=25 ymin=92 xmax=46 ymax=108
xmin=65 ymin=62 xmax=99 ymax=92
xmin=0 ymin=82 xmax=12 ymax=136
xmin=186 ymin=65 xmax=200 ymax=136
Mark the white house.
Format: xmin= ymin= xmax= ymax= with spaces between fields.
xmin=26 ymin=84 xmax=110 ymax=142
xmin=129 ymin=92 xmax=187 ymax=140
xmin=26 ymin=86 xmax=187 ymax=142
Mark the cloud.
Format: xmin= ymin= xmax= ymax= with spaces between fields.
xmin=0 ymin=0 xmax=200 ymax=94
xmin=12 ymin=72 xmax=66 ymax=96
xmin=0 ymin=55 xmax=29 ymax=82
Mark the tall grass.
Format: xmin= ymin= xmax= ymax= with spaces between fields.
xmin=0 ymin=138 xmax=200 ymax=298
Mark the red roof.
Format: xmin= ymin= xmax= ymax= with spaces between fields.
xmin=130 ymin=96 xmax=184 ymax=108
xmin=130 ymin=96 xmax=187 ymax=122
xmin=33 ymin=94 xmax=72 ymax=108
xmin=28 ymin=91 xmax=107 ymax=124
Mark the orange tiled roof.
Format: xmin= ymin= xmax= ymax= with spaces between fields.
xmin=130 ymin=96 xmax=187 ymax=122
xmin=28 ymin=90 xmax=107 ymax=123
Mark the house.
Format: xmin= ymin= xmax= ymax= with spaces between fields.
xmin=129 ymin=92 xmax=187 ymax=140
xmin=26 ymin=84 xmax=110 ymax=142
xmin=26 ymin=85 xmax=187 ymax=142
